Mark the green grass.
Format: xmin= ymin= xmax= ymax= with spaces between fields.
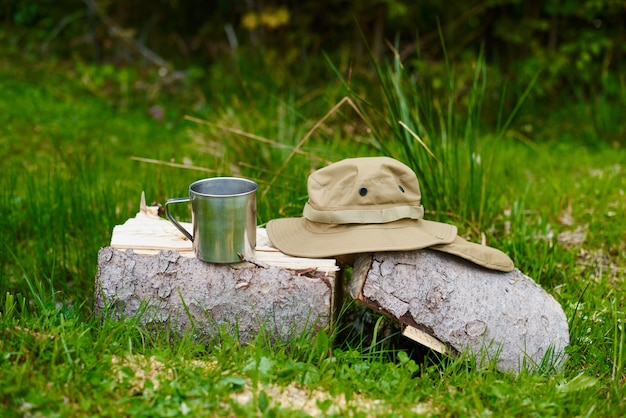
xmin=1 ymin=41 xmax=626 ymax=416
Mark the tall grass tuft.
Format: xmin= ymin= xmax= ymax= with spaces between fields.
xmin=334 ymin=41 xmax=537 ymax=237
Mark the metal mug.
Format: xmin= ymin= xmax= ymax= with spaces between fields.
xmin=165 ymin=177 xmax=258 ymax=263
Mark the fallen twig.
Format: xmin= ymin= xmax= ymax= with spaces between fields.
xmin=262 ymin=96 xmax=369 ymax=200
xmin=130 ymin=156 xmax=216 ymax=174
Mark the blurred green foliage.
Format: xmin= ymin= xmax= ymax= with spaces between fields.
xmin=2 ymin=0 xmax=623 ymax=100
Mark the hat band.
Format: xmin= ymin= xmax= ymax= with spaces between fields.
xmin=303 ymin=202 xmax=424 ymax=224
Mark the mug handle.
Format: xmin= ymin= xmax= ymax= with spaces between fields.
xmin=165 ymin=197 xmax=193 ymax=241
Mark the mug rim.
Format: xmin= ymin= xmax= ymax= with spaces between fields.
xmin=189 ymin=177 xmax=258 ymax=197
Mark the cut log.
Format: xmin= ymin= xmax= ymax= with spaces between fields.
xmin=349 ymin=250 xmax=569 ymax=373
xmin=94 ymin=211 xmax=339 ymax=343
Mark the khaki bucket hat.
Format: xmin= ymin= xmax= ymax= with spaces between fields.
xmin=267 ymin=157 xmax=514 ymax=272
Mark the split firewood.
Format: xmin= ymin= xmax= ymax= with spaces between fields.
xmin=95 ymin=209 xmax=339 ymax=343
xmin=349 ymin=250 xmax=569 ymax=373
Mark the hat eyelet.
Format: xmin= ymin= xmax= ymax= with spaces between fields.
xmin=398 ymin=185 xmax=405 ymax=193
xmin=359 ymin=187 xmax=368 ymax=196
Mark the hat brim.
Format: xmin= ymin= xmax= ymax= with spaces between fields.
xmin=430 ymin=236 xmax=515 ymax=272
xmin=266 ymin=217 xmax=457 ymax=258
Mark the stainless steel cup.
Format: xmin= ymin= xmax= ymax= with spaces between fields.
xmin=165 ymin=177 xmax=257 ymax=263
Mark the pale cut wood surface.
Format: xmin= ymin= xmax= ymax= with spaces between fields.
xmin=110 ymin=211 xmax=338 ymax=273
xmin=402 ymin=326 xmax=448 ymax=354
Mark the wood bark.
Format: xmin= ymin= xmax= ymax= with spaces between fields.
xmin=94 ymin=247 xmax=336 ymax=343
xmin=94 ymin=211 xmax=338 ymax=343
xmin=350 ymin=250 xmax=570 ymax=373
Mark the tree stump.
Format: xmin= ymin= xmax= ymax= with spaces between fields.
xmin=94 ymin=211 xmax=339 ymax=344
xmin=349 ymin=250 xmax=570 ymax=373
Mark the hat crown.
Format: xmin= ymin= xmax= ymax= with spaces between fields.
xmin=304 ymin=157 xmax=424 ymax=224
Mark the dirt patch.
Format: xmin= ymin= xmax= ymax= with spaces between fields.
xmin=231 ymin=380 xmax=436 ymax=416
